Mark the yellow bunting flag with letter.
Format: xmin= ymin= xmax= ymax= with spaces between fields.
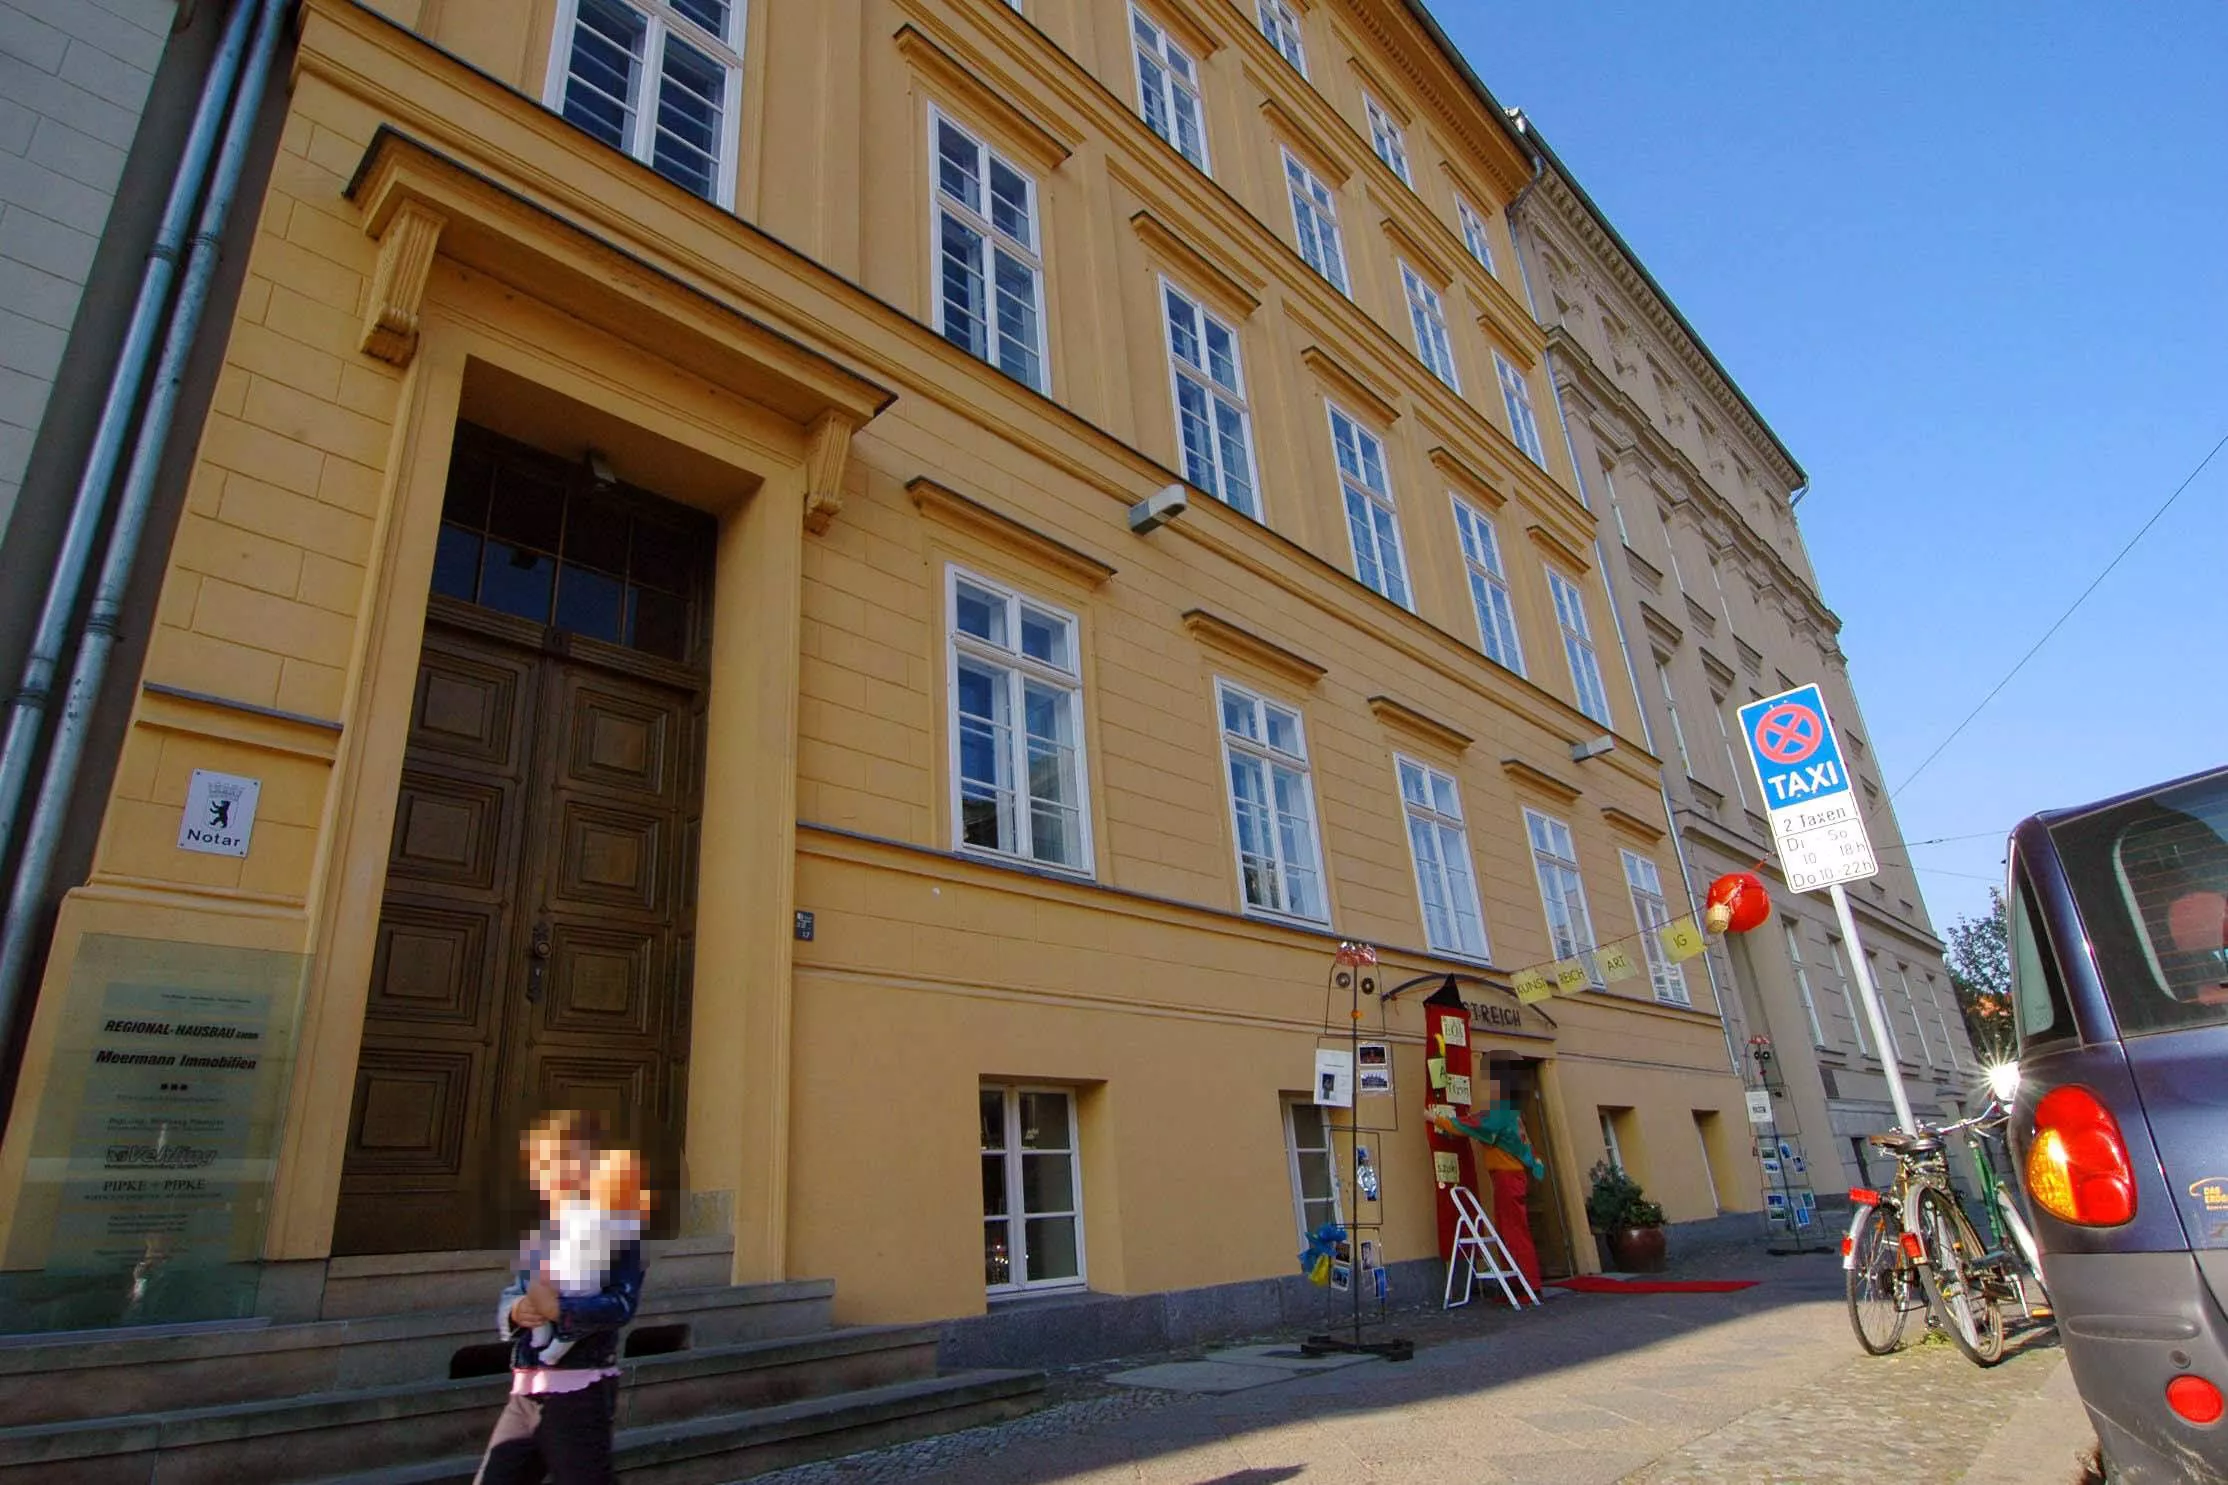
xmin=1659 ymin=916 xmax=1706 ymax=963
xmin=1597 ymin=943 xmax=1640 ymax=982
xmin=1513 ymin=969 xmax=1554 ymax=1003
xmin=1552 ymin=959 xmax=1591 ymax=995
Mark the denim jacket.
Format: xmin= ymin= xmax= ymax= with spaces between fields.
xmin=496 ymin=1223 xmax=646 ymax=1373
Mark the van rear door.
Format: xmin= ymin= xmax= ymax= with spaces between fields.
xmin=2048 ymin=779 xmax=2228 ymax=1295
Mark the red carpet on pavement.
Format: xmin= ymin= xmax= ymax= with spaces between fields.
xmin=1549 ymin=1276 xmax=1759 ymax=1294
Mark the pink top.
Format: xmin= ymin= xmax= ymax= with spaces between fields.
xmin=512 ymin=1366 xmax=618 ymax=1396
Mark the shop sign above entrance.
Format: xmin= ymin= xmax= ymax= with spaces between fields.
xmin=1458 ymin=984 xmax=1555 ymax=1041
xmin=177 ymin=770 xmax=261 ymax=858
xmin=1735 ymin=684 xmax=1877 ymax=893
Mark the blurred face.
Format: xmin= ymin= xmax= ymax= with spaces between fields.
xmin=527 ymin=1133 xmax=590 ymax=1203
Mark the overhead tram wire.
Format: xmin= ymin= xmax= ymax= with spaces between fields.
xmin=1891 ymin=428 xmax=2228 ymax=799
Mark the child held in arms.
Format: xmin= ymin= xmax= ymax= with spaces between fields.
xmin=531 ymin=1147 xmax=648 ymax=1365
xmin=472 ymin=1112 xmax=648 ymax=1485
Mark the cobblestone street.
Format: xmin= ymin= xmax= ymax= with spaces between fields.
xmin=748 ymin=1251 xmax=2094 ymax=1485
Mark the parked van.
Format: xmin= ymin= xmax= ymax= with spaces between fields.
xmin=2008 ymin=765 xmax=2228 ymax=1482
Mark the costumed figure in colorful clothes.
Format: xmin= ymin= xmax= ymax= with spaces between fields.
xmin=1431 ymin=1102 xmax=1545 ymax=1291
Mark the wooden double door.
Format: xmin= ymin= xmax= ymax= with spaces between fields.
xmin=336 ymin=434 xmax=710 ymax=1254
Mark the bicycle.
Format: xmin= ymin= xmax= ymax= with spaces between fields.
xmin=1962 ymin=1106 xmax=2049 ymax=1322
xmin=1842 ymin=1103 xmax=2028 ymax=1365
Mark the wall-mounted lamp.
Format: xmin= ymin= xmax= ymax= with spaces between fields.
xmin=584 ymin=448 xmax=617 ymax=490
xmin=1570 ymin=734 xmax=1616 ymax=762
xmin=1128 ymin=482 xmax=1187 ymax=533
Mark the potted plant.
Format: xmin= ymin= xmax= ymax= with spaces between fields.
xmin=1586 ymin=1161 xmax=1668 ymax=1273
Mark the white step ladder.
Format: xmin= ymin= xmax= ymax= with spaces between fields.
xmin=1444 ymin=1183 xmax=1541 ymax=1310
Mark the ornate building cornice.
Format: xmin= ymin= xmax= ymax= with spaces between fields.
xmin=1520 ymin=171 xmax=1805 ymax=494
xmin=1547 ymin=329 xmax=1840 ymax=640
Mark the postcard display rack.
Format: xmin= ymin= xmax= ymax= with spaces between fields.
xmin=1302 ymin=945 xmax=1413 ymax=1362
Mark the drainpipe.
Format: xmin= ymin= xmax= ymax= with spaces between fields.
xmin=0 ymin=0 xmax=262 ymax=873
xmin=0 ymin=0 xmax=293 ymax=1066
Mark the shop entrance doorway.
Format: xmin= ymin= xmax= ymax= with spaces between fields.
xmin=334 ymin=427 xmax=713 ymax=1254
xmin=1482 ymin=1056 xmax=1577 ymax=1279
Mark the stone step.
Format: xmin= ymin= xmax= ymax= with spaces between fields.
xmin=0 ymin=1278 xmax=836 ymax=1427
xmin=319 ymin=1237 xmax=738 ymax=1319
xmin=0 ymin=1323 xmax=957 ymax=1484
xmin=311 ymin=1370 xmax=1045 ymax=1485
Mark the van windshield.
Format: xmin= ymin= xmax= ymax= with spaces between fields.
xmin=2050 ymin=772 xmax=2228 ymax=1036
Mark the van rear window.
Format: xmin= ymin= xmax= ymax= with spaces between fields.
xmin=2051 ymin=773 xmax=2228 ymax=1036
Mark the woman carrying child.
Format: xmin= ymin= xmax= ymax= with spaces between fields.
xmin=472 ymin=1111 xmax=649 ymax=1485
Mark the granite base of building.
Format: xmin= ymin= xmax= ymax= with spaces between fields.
xmin=1665 ymin=1210 xmax=1773 ymax=1255
xmin=937 ymin=1257 xmax=1450 ymax=1372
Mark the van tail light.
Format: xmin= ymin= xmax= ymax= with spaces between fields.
xmin=1849 ymin=1188 xmax=1880 ymax=1206
xmin=2166 ymin=1375 xmax=2223 ymax=1426
xmin=2026 ymin=1086 xmax=2137 ymax=1226
xmin=1899 ymin=1232 xmax=1924 ymax=1260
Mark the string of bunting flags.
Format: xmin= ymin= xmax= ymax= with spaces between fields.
xmin=1506 ymin=870 xmax=1773 ymax=1004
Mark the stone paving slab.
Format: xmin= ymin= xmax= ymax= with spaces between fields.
xmin=1103 ymin=1359 xmax=1310 ymax=1393
xmin=1199 ymin=1343 xmax=1380 ymax=1373
xmin=740 ymin=1250 xmax=2091 ymax=1485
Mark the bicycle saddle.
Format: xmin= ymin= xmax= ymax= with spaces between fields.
xmin=1866 ymin=1130 xmax=1941 ymax=1155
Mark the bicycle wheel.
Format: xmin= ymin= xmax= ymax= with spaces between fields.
xmin=1845 ymin=1205 xmax=1910 ymax=1355
xmin=1916 ymin=1186 xmax=2006 ymax=1365
xmin=1995 ymin=1186 xmax=2051 ymax=1313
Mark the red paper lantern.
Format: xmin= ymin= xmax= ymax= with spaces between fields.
xmin=1704 ymin=871 xmax=1770 ymax=935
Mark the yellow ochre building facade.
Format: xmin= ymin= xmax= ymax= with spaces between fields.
xmin=0 ymin=0 xmax=1762 ymax=1336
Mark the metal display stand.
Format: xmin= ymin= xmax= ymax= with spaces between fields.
xmin=1301 ymin=944 xmax=1413 ymax=1363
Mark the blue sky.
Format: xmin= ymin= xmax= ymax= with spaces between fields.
xmin=1433 ymin=2 xmax=2228 ymax=934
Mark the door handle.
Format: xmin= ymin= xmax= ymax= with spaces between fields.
xmin=527 ymin=921 xmax=551 ymax=1002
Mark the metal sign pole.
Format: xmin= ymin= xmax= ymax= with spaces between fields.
xmin=1829 ymin=882 xmax=1918 ymax=1135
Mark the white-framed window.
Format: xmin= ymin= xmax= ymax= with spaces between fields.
xmin=1257 ymin=0 xmax=1306 ymax=73
xmin=1494 ymin=353 xmax=1548 ymax=468
xmin=981 ymin=1085 xmax=1084 ymax=1292
xmin=1784 ymin=919 xmax=1827 ymax=1046
xmin=1130 ymin=6 xmax=1207 ymax=170
xmin=1623 ymin=850 xmax=1688 ymax=1005
xmin=1712 ymin=694 xmax=1752 ymax=810
xmin=1897 ymin=962 xmax=1932 ymax=1064
xmin=1867 ymin=952 xmax=1903 ymax=1061
xmin=1456 ymin=196 xmax=1496 ymax=274
xmin=1829 ymin=934 xmax=1868 ymax=1055
xmin=1926 ymin=975 xmax=1962 ymax=1069
xmin=1328 ymin=406 xmax=1411 ymax=608
xmin=548 ymin=0 xmax=744 ymax=207
xmin=1525 ymin=808 xmax=1599 ymax=982
xmin=1452 ymin=498 xmax=1523 ymax=674
xmin=947 ymin=569 xmax=1090 ymax=871
xmin=1217 ymin=680 xmax=1327 ymax=922
xmin=1546 ymin=569 xmax=1612 ymax=726
xmin=1161 ymin=282 xmax=1260 ymax=519
xmin=932 ymin=109 xmax=1047 ymax=392
xmin=1284 ymin=1097 xmax=1340 ymax=1242
xmin=1399 ymin=263 xmax=1461 ymax=391
xmin=1655 ymin=661 xmax=1694 ymax=775
xmin=1363 ymin=93 xmax=1411 ymax=185
xmin=1397 ymin=756 xmax=1490 ymax=961
xmin=1282 ymin=149 xmax=1348 ymax=293
xmin=1598 ymin=1109 xmax=1625 ymax=1171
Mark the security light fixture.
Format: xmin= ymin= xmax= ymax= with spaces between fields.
xmin=1570 ymin=734 xmax=1616 ymax=762
xmin=1128 ymin=482 xmax=1188 ymax=533
xmin=584 ymin=449 xmax=617 ymax=490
